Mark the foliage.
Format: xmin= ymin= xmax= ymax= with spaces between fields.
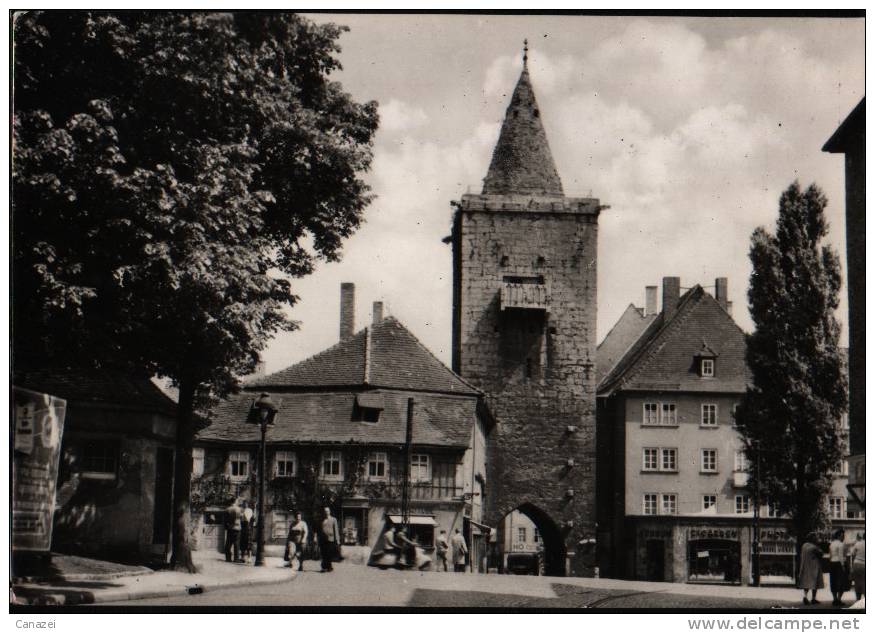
xmin=736 ymin=182 xmax=847 ymax=543
xmin=13 ymin=11 xmax=378 ymax=570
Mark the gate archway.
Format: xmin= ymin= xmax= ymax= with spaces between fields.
xmin=497 ymin=503 xmax=566 ymax=577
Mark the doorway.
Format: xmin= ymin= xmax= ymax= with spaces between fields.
xmin=645 ymin=539 xmax=665 ymax=581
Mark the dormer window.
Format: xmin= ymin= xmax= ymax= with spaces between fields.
xmin=354 ymin=393 xmax=384 ymax=423
xmin=694 ymin=341 xmax=718 ymax=378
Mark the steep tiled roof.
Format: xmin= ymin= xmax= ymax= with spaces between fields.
xmin=596 ymin=303 xmax=657 ymax=384
xmin=598 ymin=286 xmax=750 ymax=395
xmin=482 ymin=64 xmax=564 ymax=196
xmin=197 ymin=389 xmax=475 ymax=448
xmin=12 ymin=367 xmax=177 ymax=416
xmin=251 ymin=317 xmax=479 ymax=396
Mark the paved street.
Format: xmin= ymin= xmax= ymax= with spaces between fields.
xmin=105 ymin=563 xmax=814 ymax=609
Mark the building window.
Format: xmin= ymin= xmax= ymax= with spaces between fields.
xmin=320 ymin=451 xmax=343 ymax=481
xmin=731 ymin=404 xmax=739 ymax=427
xmin=828 ymin=496 xmax=845 ymax=519
xmin=533 ymin=529 xmax=541 ymax=543
xmin=227 ymin=451 xmax=249 ymax=481
xmin=734 ymin=450 xmax=749 ymax=472
xmin=701 ymin=358 xmax=715 ymax=377
xmin=661 ymin=403 xmax=677 ymax=425
xmin=702 ymin=495 xmax=717 ymax=511
xmin=410 ymin=454 xmax=431 ymax=482
xmin=643 ymin=448 xmax=659 ymax=471
xmin=192 ymin=447 xmax=205 ymax=477
xmin=367 ymin=452 xmax=388 ymax=480
xmin=701 ymin=404 xmax=717 ymax=427
xmin=735 ymin=495 xmax=751 ymax=514
xmin=766 ymin=503 xmax=779 ymax=518
xmin=643 ymin=494 xmax=658 ymax=515
xmin=831 ymin=459 xmax=849 ymax=477
xmin=701 ymin=449 xmax=717 ymax=473
xmin=661 ymin=494 xmax=677 ymax=515
xmin=517 ymin=527 xmax=527 ymax=543
xmin=81 ymin=440 xmax=119 ymax=479
xmin=840 ymin=412 xmax=850 ymax=431
xmin=661 ymin=448 xmax=677 ymax=472
xmin=643 ymin=402 xmax=659 ymax=425
xmin=274 ymin=450 xmax=297 ymax=478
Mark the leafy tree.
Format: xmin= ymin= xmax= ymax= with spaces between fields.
xmin=13 ymin=12 xmax=378 ymax=570
xmin=736 ymin=182 xmax=846 ymax=549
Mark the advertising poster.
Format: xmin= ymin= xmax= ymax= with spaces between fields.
xmin=11 ymin=386 xmax=67 ymax=552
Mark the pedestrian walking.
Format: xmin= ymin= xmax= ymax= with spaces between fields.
xmin=239 ymin=500 xmax=254 ymax=564
xmin=224 ymin=497 xmax=242 ymax=563
xmin=286 ymin=511 xmax=309 ymax=571
xmin=798 ymin=532 xmax=824 ymax=605
xmin=451 ymin=528 xmax=468 ymax=572
xmin=829 ymin=529 xmax=848 ymax=606
xmin=851 ymin=532 xmax=865 ymax=601
xmin=436 ymin=529 xmax=449 ymax=571
xmin=318 ymin=506 xmax=341 ymax=572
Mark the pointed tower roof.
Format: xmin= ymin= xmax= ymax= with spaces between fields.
xmin=482 ymin=41 xmax=564 ymax=197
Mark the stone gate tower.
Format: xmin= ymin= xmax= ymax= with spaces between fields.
xmin=449 ymin=44 xmax=603 ymax=576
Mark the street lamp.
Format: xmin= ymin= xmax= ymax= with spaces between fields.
xmin=248 ymin=392 xmax=279 ymax=567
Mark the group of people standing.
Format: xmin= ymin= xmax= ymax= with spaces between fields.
xmin=223 ymin=498 xmax=255 ymax=563
xmin=284 ymin=506 xmax=341 ymax=573
xmin=798 ymin=530 xmax=865 ymax=607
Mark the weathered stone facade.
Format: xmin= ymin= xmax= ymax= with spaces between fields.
xmin=450 ymin=55 xmax=602 ymax=576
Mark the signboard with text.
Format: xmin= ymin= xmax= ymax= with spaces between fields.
xmin=12 ymin=387 xmax=67 ymax=552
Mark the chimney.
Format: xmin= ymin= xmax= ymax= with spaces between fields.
xmin=715 ymin=277 xmax=729 ymax=311
xmin=645 ymin=286 xmax=657 ymax=317
xmin=339 ymin=282 xmax=355 ymax=341
xmin=372 ymin=301 xmax=384 ymax=325
xmin=662 ymin=277 xmax=681 ymax=320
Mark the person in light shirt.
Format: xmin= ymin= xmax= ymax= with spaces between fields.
xmin=828 ymin=528 xmax=848 ymax=606
xmin=851 ymin=532 xmax=865 ymax=601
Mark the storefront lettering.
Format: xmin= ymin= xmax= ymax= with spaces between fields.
xmin=688 ymin=527 xmax=738 ymax=541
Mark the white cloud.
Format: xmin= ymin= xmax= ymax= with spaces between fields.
xmin=378 ymin=98 xmax=429 ymax=133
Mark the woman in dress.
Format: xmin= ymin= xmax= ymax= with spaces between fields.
xmin=829 ymin=529 xmax=848 ymax=606
xmin=239 ymin=499 xmax=254 ymax=564
xmin=798 ymin=532 xmax=824 ymax=605
xmin=286 ymin=511 xmax=309 ymax=572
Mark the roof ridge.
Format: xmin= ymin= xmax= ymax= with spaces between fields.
xmin=598 ymin=286 xmax=703 ymax=394
xmin=597 ymin=303 xmax=643 ymax=351
xmin=377 ymin=316 xmax=482 ymax=395
xmin=613 ymin=286 xmax=706 ymax=391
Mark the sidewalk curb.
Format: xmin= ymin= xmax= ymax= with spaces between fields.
xmin=13 ymin=568 xmax=154 ymax=584
xmin=12 ymin=570 xmax=296 ymax=607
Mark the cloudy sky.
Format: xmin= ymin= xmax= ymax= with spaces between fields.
xmin=260 ymin=13 xmax=864 ymax=374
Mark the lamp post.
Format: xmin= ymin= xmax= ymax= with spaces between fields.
xmin=249 ymin=392 xmax=279 ymax=567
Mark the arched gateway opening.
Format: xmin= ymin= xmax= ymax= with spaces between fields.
xmin=495 ymin=503 xmax=566 ymax=577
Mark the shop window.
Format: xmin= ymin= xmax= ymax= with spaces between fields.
xmin=80 ymin=440 xmax=119 ymax=480
xmin=643 ymin=494 xmax=658 ymax=515
xmin=828 ymin=496 xmax=845 ymax=519
xmin=700 ymin=449 xmax=717 ymax=473
xmin=701 ymin=404 xmax=718 ymax=427
xmin=734 ymin=450 xmax=748 ymax=472
xmin=702 ymin=495 xmax=717 ymax=511
xmin=735 ymin=495 xmax=750 ymax=514
xmin=274 ymin=450 xmax=296 ymax=478
xmin=192 ymin=447 xmax=205 ymax=477
xmin=227 ymin=451 xmax=250 ymax=481
xmin=320 ymin=451 xmax=343 ymax=481
xmin=660 ymin=494 xmax=677 ymax=515
xmin=410 ymin=454 xmax=431 ymax=482
xmin=367 ymin=452 xmax=388 ymax=480
xmin=660 ymin=448 xmax=677 ymax=472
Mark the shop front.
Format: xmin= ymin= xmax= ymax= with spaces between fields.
xmin=756 ymin=526 xmax=796 ymax=584
xmin=687 ymin=527 xmax=742 ymax=584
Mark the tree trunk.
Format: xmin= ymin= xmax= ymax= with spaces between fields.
xmin=170 ymin=375 xmax=197 ymax=572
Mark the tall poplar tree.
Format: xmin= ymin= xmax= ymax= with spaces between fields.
xmin=736 ymin=182 xmax=847 ymax=546
xmin=13 ymin=12 xmax=379 ymax=570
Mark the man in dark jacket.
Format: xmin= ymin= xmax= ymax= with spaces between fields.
xmin=318 ymin=506 xmax=341 ymax=572
xmin=224 ymin=498 xmax=242 ymax=562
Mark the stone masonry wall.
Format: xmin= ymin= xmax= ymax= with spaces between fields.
xmin=452 ymin=194 xmax=600 ymax=576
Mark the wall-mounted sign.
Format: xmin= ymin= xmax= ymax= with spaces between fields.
xmin=689 ymin=527 xmax=739 ymax=541
xmin=12 ymin=387 xmax=67 ymax=552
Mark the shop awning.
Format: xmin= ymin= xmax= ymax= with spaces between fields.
xmin=387 ymin=515 xmax=437 ymax=526
xmin=468 ymin=520 xmax=494 ymax=536
xmin=356 ymin=393 xmax=385 ymax=410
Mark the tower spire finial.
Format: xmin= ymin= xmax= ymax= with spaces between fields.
xmin=523 ymin=38 xmax=528 ymax=66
